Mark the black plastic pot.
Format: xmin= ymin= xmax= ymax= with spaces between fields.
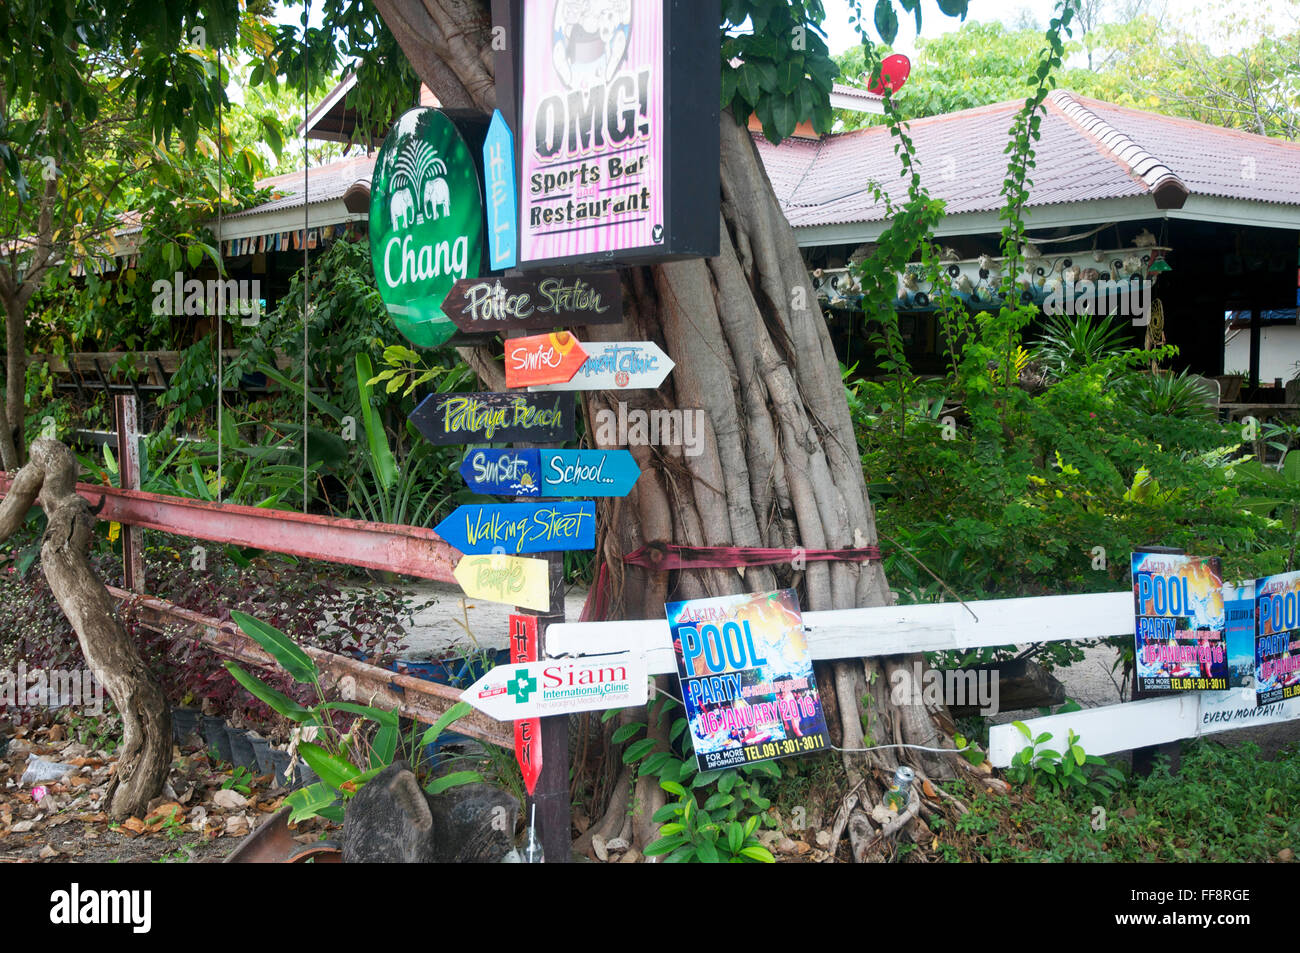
xmin=248 ymin=735 xmax=273 ymax=776
xmin=202 ymin=716 xmax=233 ymax=763
xmin=270 ymin=749 xmax=292 ymax=787
xmin=296 ymin=761 xmax=321 ymax=788
xmin=226 ymin=727 xmax=260 ymax=772
xmin=171 ymin=708 xmax=202 ymax=746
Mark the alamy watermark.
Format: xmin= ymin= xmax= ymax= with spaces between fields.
xmin=0 ymin=663 xmax=104 ymax=715
xmin=592 ymin=401 xmax=705 ymax=457
xmin=151 ymin=271 xmax=262 ymax=324
xmin=889 ymin=661 xmax=999 ymax=716
xmin=1043 ymin=278 xmax=1151 ymax=326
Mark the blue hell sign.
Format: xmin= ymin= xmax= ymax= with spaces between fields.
xmin=483 ymin=110 xmax=518 ymax=271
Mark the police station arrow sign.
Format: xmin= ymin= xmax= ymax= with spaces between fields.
xmin=461 ymin=654 xmax=649 ymax=720
xmin=443 ymin=273 xmax=622 ymax=333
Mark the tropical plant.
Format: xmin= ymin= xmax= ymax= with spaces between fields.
xmin=1002 ymin=720 xmax=1124 ymax=800
xmin=1029 ymin=311 xmax=1134 ymax=382
xmin=613 ymin=698 xmax=778 ymax=864
xmin=223 ymin=610 xmax=483 ymax=823
xmin=1122 ymin=369 xmax=1217 ymax=422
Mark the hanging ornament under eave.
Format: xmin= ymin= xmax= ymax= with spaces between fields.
xmin=1148 ymin=256 xmax=1173 ymax=274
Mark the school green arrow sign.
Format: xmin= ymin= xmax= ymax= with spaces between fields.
xmin=369 ymin=107 xmax=483 ymax=348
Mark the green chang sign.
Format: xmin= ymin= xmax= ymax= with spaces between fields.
xmin=369 ymin=107 xmax=484 ymax=347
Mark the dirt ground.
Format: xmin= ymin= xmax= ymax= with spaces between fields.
xmin=0 ymin=720 xmax=338 ymax=864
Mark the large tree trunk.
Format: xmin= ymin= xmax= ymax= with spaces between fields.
xmin=0 ymin=439 xmax=171 ymax=818
xmin=0 ymin=286 xmax=28 ymax=470
xmin=372 ymin=0 xmax=951 ymax=861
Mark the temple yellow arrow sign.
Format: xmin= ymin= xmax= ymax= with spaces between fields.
xmin=453 ymin=552 xmax=550 ymax=612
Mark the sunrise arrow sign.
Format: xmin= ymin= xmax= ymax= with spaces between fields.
xmin=505 ymin=332 xmax=589 ymax=388
xmin=434 ymin=501 xmax=597 ymax=555
xmin=461 ymin=653 xmax=649 ymax=721
xmin=539 ymin=449 xmax=640 ymax=497
xmin=528 ymin=341 xmax=674 ymax=392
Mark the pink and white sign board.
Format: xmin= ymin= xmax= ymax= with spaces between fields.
xmin=519 ymin=0 xmax=665 ymax=265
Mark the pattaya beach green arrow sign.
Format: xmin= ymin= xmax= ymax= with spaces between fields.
xmin=370 ymin=107 xmax=483 ymax=348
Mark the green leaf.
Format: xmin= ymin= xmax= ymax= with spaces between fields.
xmin=739 ymin=845 xmax=776 ymax=863
xmin=356 ymin=353 xmax=398 ymax=492
xmin=771 ymin=94 xmax=797 ymax=141
xmin=696 ymin=838 xmax=720 ymax=863
xmin=727 ymin=820 xmax=744 ymax=855
xmin=874 ymin=0 xmax=899 ymax=44
xmin=284 ymin=782 xmax=338 ymax=823
xmin=660 ymin=780 xmax=687 ymax=797
xmin=299 ymin=742 xmax=361 ymax=791
xmin=775 ymin=56 xmax=803 ymax=94
xmin=611 ymin=723 xmax=643 ymax=744
xmin=425 ymin=770 xmax=484 ymax=795
xmin=318 ymin=702 xmax=399 ymax=727
xmin=936 ymin=0 xmax=968 ymax=18
xmin=643 ymin=834 xmax=687 ymax=856
xmin=622 ymin=738 xmax=658 ymax=764
xmin=417 ymin=701 xmax=474 ymax=749
xmin=230 ymin=611 xmax=317 ymax=683
xmin=652 ymin=804 xmax=681 ymax=824
xmin=222 ymin=662 xmax=311 ymax=723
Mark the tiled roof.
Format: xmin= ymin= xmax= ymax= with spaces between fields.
xmin=759 ymin=89 xmax=1300 ymax=230
xmin=223 ymin=154 xmax=376 ymax=219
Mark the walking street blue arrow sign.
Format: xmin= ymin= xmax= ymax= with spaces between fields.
xmin=434 ymin=501 xmax=597 ymax=554
xmin=459 ymin=448 xmax=542 ymax=496
xmin=540 ymin=449 xmax=640 ymax=497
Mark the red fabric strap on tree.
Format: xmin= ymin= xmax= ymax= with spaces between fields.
xmin=623 ymin=542 xmax=882 ymax=570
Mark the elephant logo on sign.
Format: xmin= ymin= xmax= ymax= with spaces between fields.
xmin=390 ymin=187 xmax=416 ymax=232
xmin=424 ymin=176 xmax=451 ymax=221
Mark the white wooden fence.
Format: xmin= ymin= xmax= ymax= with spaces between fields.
xmin=546 ymin=589 xmax=1298 ymax=767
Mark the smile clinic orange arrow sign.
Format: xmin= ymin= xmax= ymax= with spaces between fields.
xmin=505 ymin=332 xmax=588 ymax=388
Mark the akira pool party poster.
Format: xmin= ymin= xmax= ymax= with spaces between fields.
xmin=666 ymin=589 xmax=828 ymax=772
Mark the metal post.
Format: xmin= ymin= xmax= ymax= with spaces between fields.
xmin=527 ymin=552 xmax=570 ymax=862
xmin=113 ymin=394 xmax=144 ymax=593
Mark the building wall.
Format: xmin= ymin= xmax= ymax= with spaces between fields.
xmin=1224 ymin=325 xmax=1300 ymax=384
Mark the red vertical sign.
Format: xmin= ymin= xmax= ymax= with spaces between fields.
xmin=509 ymin=614 xmax=543 ymax=795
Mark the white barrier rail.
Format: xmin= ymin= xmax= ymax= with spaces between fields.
xmin=547 ymin=588 xmax=1300 ymax=768
xmin=546 ymin=591 xmax=1134 ymax=675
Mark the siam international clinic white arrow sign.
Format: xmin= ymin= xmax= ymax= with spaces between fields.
xmin=529 ymin=341 xmax=674 ymax=392
xmin=460 ymin=653 xmax=648 ymax=720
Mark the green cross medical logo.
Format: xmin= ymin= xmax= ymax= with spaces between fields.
xmin=508 ymin=668 xmax=537 ymax=704
xmin=369 ymin=107 xmax=483 ymax=348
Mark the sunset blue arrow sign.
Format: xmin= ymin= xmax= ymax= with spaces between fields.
xmin=459 ymin=448 xmax=542 ymax=496
xmin=435 ymin=501 xmax=596 ymax=554
xmin=540 ymin=449 xmax=640 ymax=497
